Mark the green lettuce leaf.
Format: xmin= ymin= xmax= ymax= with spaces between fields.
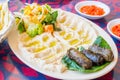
xmin=51 ymin=11 xmax=58 ymax=23
xmin=42 ymin=11 xmax=58 ymax=24
xmin=62 ymin=56 xmax=110 ymax=73
xmin=43 ymin=13 xmax=52 ymax=24
xmin=42 ymin=11 xmax=61 ymax=31
xmin=17 ymin=20 xmax=25 ymax=33
xmin=93 ymin=36 xmax=111 ymax=49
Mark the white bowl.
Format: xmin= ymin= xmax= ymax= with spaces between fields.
xmin=0 ymin=13 xmax=15 ymax=43
xmin=75 ymin=1 xmax=110 ymax=20
xmin=107 ymin=18 xmax=120 ymax=40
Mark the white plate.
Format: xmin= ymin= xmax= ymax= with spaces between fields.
xmin=0 ymin=13 xmax=15 ymax=43
xmin=8 ymin=10 xmax=118 ymax=80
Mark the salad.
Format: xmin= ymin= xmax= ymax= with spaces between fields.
xmin=15 ymin=3 xmax=60 ymax=37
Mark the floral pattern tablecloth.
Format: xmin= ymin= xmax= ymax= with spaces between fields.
xmin=0 ymin=0 xmax=120 ymax=80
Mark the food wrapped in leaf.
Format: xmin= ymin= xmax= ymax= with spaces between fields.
xmin=88 ymin=44 xmax=114 ymax=62
xmin=81 ymin=49 xmax=104 ymax=65
xmin=67 ymin=48 xmax=92 ymax=69
xmin=62 ymin=36 xmax=113 ymax=73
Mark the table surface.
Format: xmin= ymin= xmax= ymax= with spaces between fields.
xmin=0 ymin=0 xmax=120 ymax=80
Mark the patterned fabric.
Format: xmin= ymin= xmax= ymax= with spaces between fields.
xmin=0 ymin=0 xmax=120 ymax=80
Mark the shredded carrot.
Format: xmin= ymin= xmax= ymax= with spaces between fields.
xmin=80 ymin=5 xmax=105 ymax=16
xmin=44 ymin=25 xmax=54 ymax=33
xmin=112 ymin=24 xmax=120 ymax=37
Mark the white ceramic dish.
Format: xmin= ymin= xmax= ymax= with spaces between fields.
xmin=107 ymin=18 xmax=120 ymax=40
xmin=8 ymin=9 xmax=118 ymax=80
xmin=75 ymin=1 xmax=110 ymax=20
xmin=0 ymin=13 xmax=15 ymax=43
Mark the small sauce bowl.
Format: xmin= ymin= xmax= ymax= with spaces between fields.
xmin=107 ymin=18 xmax=120 ymax=40
xmin=75 ymin=1 xmax=110 ymax=20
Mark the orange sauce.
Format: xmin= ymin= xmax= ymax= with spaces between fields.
xmin=80 ymin=5 xmax=105 ymax=16
xmin=111 ymin=24 xmax=120 ymax=37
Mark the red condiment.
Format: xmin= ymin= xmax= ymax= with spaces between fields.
xmin=111 ymin=24 xmax=120 ymax=37
xmin=80 ymin=5 xmax=105 ymax=16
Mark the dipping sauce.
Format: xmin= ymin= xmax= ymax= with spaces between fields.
xmin=80 ymin=5 xmax=105 ymax=16
xmin=111 ymin=24 xmax=120 ymax=37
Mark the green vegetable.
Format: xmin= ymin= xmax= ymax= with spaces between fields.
xmin=43 ymin=11 xmax=58 ymax=24
xmin=17 ymin=20 xmax=26 ymax=33
xmin=43 ymin=4 xmax=57 ymax=24
xmin=45 ymin=4 xmax=51 ymax=11
xmin=37 ymin=23 xmax=44 ymax=35
xmin=51 ymin=11 xmax=61 ymax=31
xmin=44 ymin=13 xmax=53 ymax=24
xmin=27 ymin=23 xmax=43 ymax=37
xmin=93 ymin=36 xmax=111 ymax=49
xmin=27 ymin=24 xmax=38 ymax=37
xmin=51 ymin=11 xmax=58 ymax=23
xmin=62 ymin=56 xmax=83 ymax=71
xmin=18 ymin=4 xmax=60 ymax=37
xmin=15 ymin=17 xmax=20 ymax=24
xmin=62 ymin=56 xmax=110 ymax=73
xmin=42 ymin=11 xmax=61 ymax=31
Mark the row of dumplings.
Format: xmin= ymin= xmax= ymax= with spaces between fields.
xmin=56 ymin=9 xmax=98 ymax=48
